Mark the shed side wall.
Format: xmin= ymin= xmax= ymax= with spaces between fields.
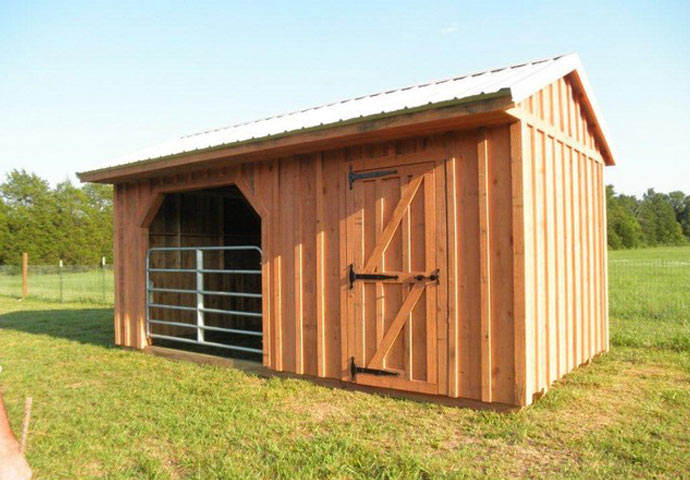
xmin=516 ymin=75 xmax=609 ymax=400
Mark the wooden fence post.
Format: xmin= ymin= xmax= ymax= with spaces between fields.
xmin=22 ymin=252 xmax=28 ymax=298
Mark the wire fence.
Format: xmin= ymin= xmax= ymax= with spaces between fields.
xmin=0 ymin=253 xmax=688 ymax=316
xmin=0 ymin=264 xmax=114 ymax=305
xmin=608 ymin=257 xmax=689 ymax=322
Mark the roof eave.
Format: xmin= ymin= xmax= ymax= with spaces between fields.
xmin=78 ymin=90 xmax=514 ymax=183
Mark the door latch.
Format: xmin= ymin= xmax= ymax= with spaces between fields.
xmin=414 ymin=269 xmax=440 ymax=283
xmin=348 ymin=264 xmax=399 ymax=289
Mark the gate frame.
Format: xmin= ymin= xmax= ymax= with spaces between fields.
xmin=137 ymin=175 xmax=272 ymax=365
xmin=146 ymin=245 xmax=263 ymax=354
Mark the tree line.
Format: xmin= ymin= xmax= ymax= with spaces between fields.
xmin=0 ymin=169 xmax=688 ymax=265
xmin=607 ymin=186 xmax=689 ymax=248
xmin=0 ymin=170 xmax=113 ymax=266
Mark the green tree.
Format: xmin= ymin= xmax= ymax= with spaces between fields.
xmin=0 ymin=171 xmax=113 ymax=265
xmin=606 ymin=185 xmax=644 ymax=248
xmin=82 ymin=183 xmax=114 ymax=263
xmin=668 ymin=191 xmax=690 ymax=240
xmin=637 ymin=189 xmax=685 ymax=246
xmin=0 ymin=198 xmax=9 ymax=264
xmin=0 ymin=170 xmax=59 ymax=264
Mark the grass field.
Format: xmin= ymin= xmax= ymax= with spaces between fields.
xmin=0 ymin=267 xmax=114 ymax=305
xmin=0 ymin=247 xmax=688 ymax=479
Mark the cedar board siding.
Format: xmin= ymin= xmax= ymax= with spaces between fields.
xmin=515 ymin=74 xmax=609 ymax=401
xmin=112 ymin=126 xmax=521 ymax=405
xmin=111 ymin=74 xmax=608 ymax=407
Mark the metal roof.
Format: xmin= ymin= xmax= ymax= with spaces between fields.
xmin=80 ymin=52 xmax=614 ymax=177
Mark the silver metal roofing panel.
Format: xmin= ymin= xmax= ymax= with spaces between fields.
xmin=81 ymin=52 xmax=614 ymax=176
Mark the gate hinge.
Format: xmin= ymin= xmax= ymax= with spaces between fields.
xmin=348 ymin=264 xmax=399 ymax=289
xmin=348 ymin=166 xmax=398 ymax=189
xmin=350 ymin=357 xmax=400 ymax=380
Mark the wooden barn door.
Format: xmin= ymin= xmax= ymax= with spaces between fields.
xmin=344 ymin=160 xmax=444 ymax=395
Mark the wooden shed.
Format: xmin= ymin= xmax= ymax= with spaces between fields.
xmin=78 ymin=53 xmax=616 ymax=409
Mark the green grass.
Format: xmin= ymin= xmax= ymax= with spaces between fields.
xmin=0 ymin=267 xmax=114 ymax=305
xmin=0 ymin=247 xmax=688 ymax=479
xmin=609 ymin=246 xmax=690 ymax=352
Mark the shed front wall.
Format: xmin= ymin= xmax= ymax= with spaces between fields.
xmin=113 ymin=126 xmax=520 ymax=405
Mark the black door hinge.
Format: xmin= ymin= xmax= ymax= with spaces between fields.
xmin=350 ymin=357 xmax=400 ymax=380
xmin=348 ymin=264 xmax=399 ymax=289
xmin=348 ymin=166 xmax=398 ymax=189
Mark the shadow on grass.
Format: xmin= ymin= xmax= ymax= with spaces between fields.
xmin=0 ymin=307 xmax=114 ymax=347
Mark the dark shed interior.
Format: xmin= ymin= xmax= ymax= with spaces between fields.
xmin=147 ymin=185 xmax=262 ymax=358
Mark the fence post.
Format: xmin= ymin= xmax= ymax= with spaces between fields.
xmin=101 ymin=256 xmax=106 ymax=304
xmin=22 ymin=252 xmax=28 ymax=298
xmin=59 ymin=260 xmax=63 ymax=303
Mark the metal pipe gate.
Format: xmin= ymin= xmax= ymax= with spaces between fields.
xmin=146 ymin=246 xmax=262 ymax=354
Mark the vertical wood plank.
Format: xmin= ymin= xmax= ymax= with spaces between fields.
xmin=315 ymin=153 xmax=326 ymax=377
xmin=510 ymin=121 xmax=530 ymax=406
xmin=591 ymin=158 xmax=601 ymax=355
xmin=257 ymin=162 xmax=273 ymax=368
xmin=445 ymin=151 xmax=459 ymax=397
xmin=585 ymin=157 xmax=594 ymax=360
xmin=600 ymin=163 xmax=610 ymax=352
xmin=122 ymin=183 xmax=132 ymax=347
xmin=588 ymin=158 xmax=598 ymax=357
xmin=534 ymin=128 xmax=549 ymax=390
xmin=487 ymin=126 xmax=515 ymax=404
xmin=544 ymin=135 xmax=556 ymax=384
xmin=320 ymin=150 xmax=342 ymax=378
xmin=572 ymin=151 xmax=583 ymax=365
xmin=113 ymin=185 xmax=123 ymax=345
xmin=272 ymin=160 xmax=283 ymax=371
xmin=577 ymin=152 xmax=589 ymax=362
xmin=553 ymin=144 xmax=565 ymax=374
xmin=477 ymin=128 xmax=492 ymax=403
xmin=456 ymin=133 xmax=481 ymax=400
xmin=340 ymin=153 xmax=353 ymax=380
xmin=563 ymin=147 xmax=574 ymax=371
xmin=294 ymin=162 xmax=304 ymax=374
xmin=434 ymin=157 xmax=448 ymax=396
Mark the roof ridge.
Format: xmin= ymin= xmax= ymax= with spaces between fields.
xmin=179 ymin=53 xmax=573 ymax=140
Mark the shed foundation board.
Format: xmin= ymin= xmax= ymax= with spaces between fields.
xmin=142 ymin=346 xmax=520 ymax=412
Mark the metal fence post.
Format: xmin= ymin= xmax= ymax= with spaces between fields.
xmin=196 ymin=249 xmax=205 ymax=343
xmin=59 ymin=260 xmax=63 ymax=303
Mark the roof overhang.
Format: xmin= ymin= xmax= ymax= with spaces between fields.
xmin=78 ymin=53 xmax=616 ymax=183
xmin=78 ymin=91 xmax=515 ymax=183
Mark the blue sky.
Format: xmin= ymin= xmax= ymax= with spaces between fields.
xmin=1 ymin=0 xmax=688 ymax=196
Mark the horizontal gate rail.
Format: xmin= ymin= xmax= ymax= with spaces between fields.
xmin=148 ymin=319 xmax=263 ymax=336
xmin=149 ymin=246 xmax=262 ymax=253
xmin=148 ymin=333 xmax=263 ymax=354
xmin=146 ymin=245 xmax=262 ymax=355
xmin=148 ymin=268 xmax=261 ymax=274
xmin=149 ymin=303 xmax=262 ymax=318
xmin=148 ymin=287 xmax=262 ymax=298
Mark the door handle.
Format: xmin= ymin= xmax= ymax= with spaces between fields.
xmin=414 ymin=269 xmax=440 ymax=282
